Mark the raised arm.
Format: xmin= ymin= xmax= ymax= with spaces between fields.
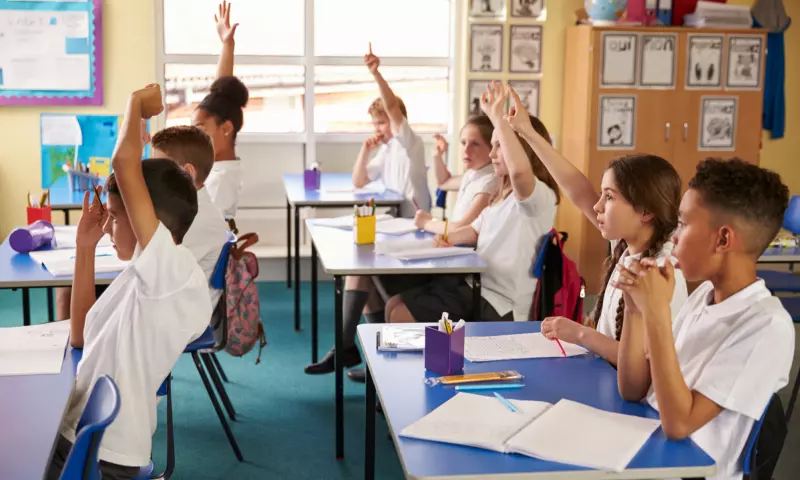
xmin=353 ymin=134 xmax=382 ymax=188
xmin=111 ymin=85 xmax=164 ymax=250
xmin=506 ymin=88 xmax=601 ymax=229
xmin=364 ymin=44 xmax=404 ymax=134
xmin=215 ymin=1 xmax=239 ymax=79
xmin=432 ymin=134 xmax=460 ymax=191
xmin=481 ymin=82 xmax=534 ymax=200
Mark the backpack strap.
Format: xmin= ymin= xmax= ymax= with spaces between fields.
xmin=231 ymin=233 xmax=260 ymax=260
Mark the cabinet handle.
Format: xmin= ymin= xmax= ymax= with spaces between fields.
xmin=683 ymin=123 xmax=689 ymax=141
xmin=665 ymin=122 xmax=670 ymax=142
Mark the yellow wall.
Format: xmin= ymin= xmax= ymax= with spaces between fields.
xmin=0 ymin=0 xmax=156 ymax=237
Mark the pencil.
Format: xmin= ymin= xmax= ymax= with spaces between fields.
xmin=93 ymin=186 xmax=105 ymax=213
xmin=554 ymin=338 xmax=567 ymax=358
xmin=412 ymin=197 xmax=420 ymax=210
xmin=443 ymin=220 xmax=449 ymax=243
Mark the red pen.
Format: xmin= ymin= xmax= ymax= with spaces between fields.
xmin=412 ymin=197 xmax=420 ymax=210
xmin=554 ymin=338 xmax=566 ymax=358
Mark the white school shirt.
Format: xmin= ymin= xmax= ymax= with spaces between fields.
xmin=366 ymin=118 xmax=431 ymax=218
xmin=60 ymin=223 xmax=212 ymax=466
xmin=206 ymin=159 xmax=244 ymax=220
xmin=182 ymin=186 xmax=229 ymax=308
xmin=451 ymin=164 xmax=498 ymax=221
xmin=471 ymin=179 xmax=558 ymax=320
xmin=646 ymin=280 xmax=794 ymax=480
xmin=596 ymin=243 xmax=688 ymax=339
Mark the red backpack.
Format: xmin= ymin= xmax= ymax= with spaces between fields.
xmin=530 ymin=229 xmax=585 ymax=322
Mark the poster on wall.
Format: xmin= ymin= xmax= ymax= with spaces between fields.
xmin=639 ymin=33 xmax=677 ymax=89
xmin=686 ymin=34 xmax=723 ymax=89
xmin=600 ymin=33 xmax=637 ymax=88
xmin=508 ymin=80 xmax=540 ymax=117
xmin=467 ymin=80 xmax=499 ymax=116
xmin=470 ymin=0 xmax=506 ymax=18
xmin=470 ymin=24 xmax=503 ymax=73
xmin=509 ymin=25 xmax=543 ymax=74
xmin=726 ymin=36 xmax=763 ymax=89
xmin=699 ymin=97 xmax=737 ymax=151
xmin=511 ymin=0 xmax=545 ymax=19
xmin=598 ymin=95 xmax=636 ymax=150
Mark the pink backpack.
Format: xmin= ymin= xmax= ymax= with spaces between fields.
xmin=222 ymin=233 xmax=266 ymax=363
xmin=530 ymin=229 xmax=585 ymax=322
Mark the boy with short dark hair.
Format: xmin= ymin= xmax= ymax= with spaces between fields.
xmin=614 ymin=158 xmax=793 ymax=480
xmin=48 ymin=85 xmax=212 ymax=479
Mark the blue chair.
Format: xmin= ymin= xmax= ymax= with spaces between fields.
xmin=59 ymin=376 xmax=121 ymax=480
xmin=758 ymin=195 xmax=800 ymax=293
xmin=780 ymin=297 xmax=800 ymax=424
xmin=743 ymin=395 xmax=787 ymax=479
xmin=435 ymin=188 xmax=447 ymax=220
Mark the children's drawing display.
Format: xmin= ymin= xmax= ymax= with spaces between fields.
xmin=0 ymin=0 xmax=103 ymax=106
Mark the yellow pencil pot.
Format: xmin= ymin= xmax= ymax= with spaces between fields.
xmin=354 ymin=215 xmax=377 ymax=245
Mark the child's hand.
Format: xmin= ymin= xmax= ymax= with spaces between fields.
xmin=433 ymin=234 xmax=452 ymax=248
xmin=480 ymin=81 xmax=509 ymax=124
xmin=132 ymin=84 xmax=164 ymax=119
xmin=76 ymin=187 xmax=108 ymax=249
xmin=433 ymin=134 xmax=448 ymax=157
xmin=612 ymin=259 xmax=674 ymax=318
xmin=541 ymin=316 xmax=584 ymax=344
xmin=364 ymin=133 xmax=383 ymax=151
xmin=413 ymin=210 xmax=432 ymax=229
xmin=215 ymin=0 xmax=239 ymax=44
xmin=364 ymin=42 xmax=380 ymax=74
xmin=505 ymin=87 xmax=535 ymax=137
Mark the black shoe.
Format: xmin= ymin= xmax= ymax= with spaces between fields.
xmin=347 ymin=368 xmax=366 ymax=383
xmin=304 ymin=347 xmax=361 ymax=375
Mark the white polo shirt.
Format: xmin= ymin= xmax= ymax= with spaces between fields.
xmin=451 ymin=163 xmax=498 ymax=221
xmin=182 ymin=186 xmax=229 ymax=308
xmin=471 ymin=179 xmax=558 ymax=320
xmin=597 ymin=243 xmax=688 ymax=339
xmin=646 ymin=280 xmax=794 ymax=480
xmin=206 ymin=159 xmax=244 ymax=220
xmin=366 ymin=118 xmax=431 ymax=218
xmin=60 ymin=223 xmax=212 ymax=466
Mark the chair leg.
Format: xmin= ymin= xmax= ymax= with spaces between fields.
xmin=191 ymin=352 xmax=244 ymax=461
xmin=201 ymin=353 xmax=236 ymax=421
xmin=785 ymin=367 xmax=800 ymax=424
xmin=210 ymin=352 xmax=229 ymax=383
xmin=153 ymin=375 xmax=175 ymax=480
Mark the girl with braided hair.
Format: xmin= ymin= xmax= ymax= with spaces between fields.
xmin=505 ymin=88 xmax=688 ymax=366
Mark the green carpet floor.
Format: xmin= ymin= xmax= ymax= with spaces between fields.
xmin=0 ymin=282 xmax=405 ymax=480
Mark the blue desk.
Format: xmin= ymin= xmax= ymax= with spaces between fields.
xmin=0 ymin=238 xmax=117 ymax=325
xmin=358 ymin=322 xmax=716 ymax=479
xmin=48 ymin=176 xmax=106 ymax=225
xmin=0 ymin=347 xmax=80 ymax=480
xmin=283 ymin=173 xmax=405 ymax=332
xmin=759 ymin=246 xmax=800 ymax=265
xmin=306 ymin=220 xmax=488 ymax=461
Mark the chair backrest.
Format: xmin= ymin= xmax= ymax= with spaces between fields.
xmin=59 ymin=376 xmax=121 ymax=480
xmin=783 ymin=195 xmax=800 ymax=234
xmin=743 ymin=394 xmax=787 ymax=478
xmin=211 ymin=232 xmax=237 ymax=291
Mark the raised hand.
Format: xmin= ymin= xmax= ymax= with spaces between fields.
xmin=479 ymin=81 xmax=509 ymax=124
xmin=433 ymin=134 xmax=448 ymax=157
xmin=505 ymin=87 xmax=535 ymax=137
xmin=215 ymin=1 xmax=239 ymax=44
xmin=364 ymin=42 xmax=380 ymax=75
xmin=75 ymin=186 xmax=108 ymax=249
xmin=131 ymin=84 xmax=164 ymax=119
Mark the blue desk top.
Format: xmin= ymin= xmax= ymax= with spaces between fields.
xmin=759 ymin=246 xmax=800 ymax=263
xmin=358 ymin=322 xmax=715 ymax=479
xmin=0 ymin=347 xmax=80 ymax=480
xmin=0 ymin=238 xmax=117 ymax=288
xmin=283 ymin=173 xmax=405 ymax=207
xmin=48 ymin=175 xmax=106 ymax=210
xmin=306 ymin=221 xmax=488 ymax=276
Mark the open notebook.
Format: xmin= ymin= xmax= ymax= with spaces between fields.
xmin=464 ymin=333 xmax=588 ymax=362
xmin=29 ymin=246 xmax=129 ymax=277
xmin=400 ymin=393 xmax=661 ymax=472
xmin=314 ymin=214 xmax=393 ymax=229
xmin=0 ymin=322 xmax=70 ymax=376
xmin=52 ymin=225 xmax=113 ymax=250
xmin=375 ymin=238 xmax=474 ymax=261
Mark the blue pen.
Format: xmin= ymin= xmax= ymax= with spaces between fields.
xmin=456 ymin=383 xmax=524 ymax=392
xmin=70 ymin=253 xmax=113 ymax=260
xmin=494 ymin=392 xmax=518 ymax=413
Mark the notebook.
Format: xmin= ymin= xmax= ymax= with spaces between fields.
xmin=375 ymin=218 xmax=419 ymax=236
xmin=377 ymin=326 xmax=426 ymax=352
xmin=0 ymin=322 xmax=70 ymax=376
xmin=52 ymin=225 xmax=113 ymax=249
xmin=400 ymin=393 xmax=661 ymax=472
xmin=314 ymin=214 xmax=392 ymax=229
xmin=464 ymin=333 xmax=588 ymax=362
xmin=375 ymin=238 xmax=474 ymax=261
xmin=29 ymin=246 xmax=129 ymax=277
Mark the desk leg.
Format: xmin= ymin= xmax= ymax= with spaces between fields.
xmin=63 ymin=209 xmax=71 ymax=225
xmin=365 ymin=365 xmax=376 ymax=480
xmin=472 ymin=274 xmax=482 ymax=322
xmin=294 ymin=205 xmax=301 ymax=331
xmin=334 ymin=275 xmax=345 ymax=460
xmin=22 ymin=288 xmax=31 ymax=326
xmin=311 ymin=241 xmax=319 ymax=364
xmin=47 ymin=288 xmax=54 ymax=322
xmin=286 ymin=198 xmax=292 ymax=289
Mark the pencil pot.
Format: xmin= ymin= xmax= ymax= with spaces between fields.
xmin=27 ymin=206 xmax=52 ymax=225
xmin=304 ymin=169 xmax=321 ymax=190
xmin=9 ymin=220 xmax=55 ymax=253
xmin=424 ymin=326 xmax=465 ymax=376
xmin=354 ymin=215 xmax=377 ymax=245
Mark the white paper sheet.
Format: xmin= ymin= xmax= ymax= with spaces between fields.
xmin=375 ymin=218 xmax=419 ymax=235
xmin=29 ymin=246 xmax=127 ymax=277
xmin=0 ymin=322 xmax=70 ymax=376
xmin=601 ymin=33 xmax=637 ymax=87
xmin=506 ymin=399 xmax=661 ymax=472
xmin=52 ymin=226 xmax=112 ymax=250
xmin=464 ymin=333 xmax=588 ymax=362
xmin=314 ymin=214 xmax=392 ymax=230
xmin=41 ymin=115 xmax=83 ymax=147
xmin=375 ymin=239 xmax=474 ymax=261
xmin=640 ymin=35 xmax=676 ymax=88
xmin=400 ymin=393 xmax=552 ymax=452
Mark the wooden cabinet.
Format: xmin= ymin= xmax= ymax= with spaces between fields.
xmin=560 ymin=26 xmax=766 ymax=293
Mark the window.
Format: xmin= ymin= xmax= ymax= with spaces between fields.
xmin=159 ymin=0 xmax=453 ymax=136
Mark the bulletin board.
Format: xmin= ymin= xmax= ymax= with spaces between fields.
xmin=0 ymin=0 xmax=103 ymax=106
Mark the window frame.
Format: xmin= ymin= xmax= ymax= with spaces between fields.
xmin=154 ymin=0 xmax=463 ymax=152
